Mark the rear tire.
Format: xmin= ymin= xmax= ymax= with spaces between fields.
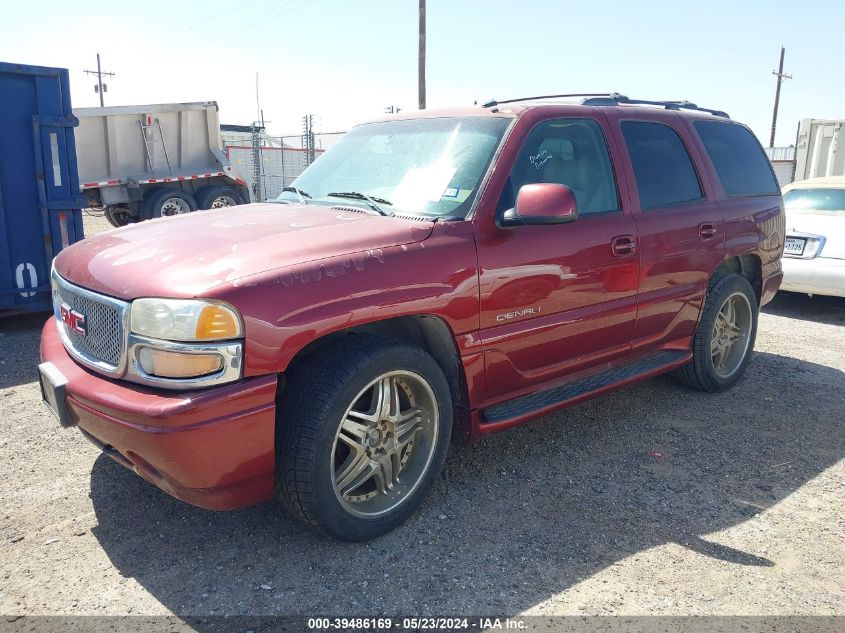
xmin=141 ymin=188 xmax=198 ymax=220
xmin=673 ymin=273 xmax=758 ymax=393
xmin=275 ymin=334 xmax=452 ymax=541
xmin=195 ymin=186 xmax=243 ymax=210
xmin=104 ymin=207 xmax=134 ymax=227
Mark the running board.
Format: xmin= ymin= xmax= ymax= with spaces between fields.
xmin=481 ymin=350 xmax=688 ymax=424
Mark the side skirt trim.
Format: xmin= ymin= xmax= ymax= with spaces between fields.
xmin=481 ymin=350 xmax=688 ymax=424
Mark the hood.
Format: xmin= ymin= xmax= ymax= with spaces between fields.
xmin=785 ymin=209 xmax=845 ymax=259
xmin=55 ymin=203 xmax=435 ymax=299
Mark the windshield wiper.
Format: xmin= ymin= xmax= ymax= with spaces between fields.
xmin=282 ymin=186 xmax=312 ymax=204
xmin=327 ymin=191 xmax=394 ymax=216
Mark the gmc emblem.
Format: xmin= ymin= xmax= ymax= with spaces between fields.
xmin=60 ymin=303 xmax=87 ymax=336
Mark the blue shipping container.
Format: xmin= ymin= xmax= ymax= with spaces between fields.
xmin=0 ymin=61 xmax=85 ymax=313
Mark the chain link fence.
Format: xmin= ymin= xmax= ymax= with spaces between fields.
xmin=224 ymin=132 xmax=346 ymax=202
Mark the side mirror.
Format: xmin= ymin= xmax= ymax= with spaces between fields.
xmin=499 ymin=183 xmax=578 ymax=227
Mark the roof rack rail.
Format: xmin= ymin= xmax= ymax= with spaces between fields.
xmin=481 ymin=93 xmax=617 ymax=108
xmin=482 ymin=92 xmax=729 ymax=118
xmin=581 ymin=95 xmax=730 ymax=118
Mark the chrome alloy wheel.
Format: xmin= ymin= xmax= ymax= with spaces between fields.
xmin=331 ymin=371 xmax=438 ymax=518
xmin=210 ymin=195 xmax=238 ymax=208
xmin=710 ymin=291 xmax=753 ymax=378
xmin=160 ymin=197 xmax=192 ymax=216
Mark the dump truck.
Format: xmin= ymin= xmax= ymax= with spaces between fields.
xmin=75 ymin=101 xmax=249 ymax=226
xmin=793 ymin=119 xmax=844 ymax=182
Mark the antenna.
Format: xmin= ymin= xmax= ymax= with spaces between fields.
xmin=255 ymin=72 xmax=261 ymax=124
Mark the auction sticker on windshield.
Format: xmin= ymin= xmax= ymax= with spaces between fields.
xmin=393 ymin=165 xmax=457 ymax=210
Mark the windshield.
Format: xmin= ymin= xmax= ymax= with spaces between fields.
xmin=783 ymin=188 xmax=845 ymax=212
xmin=275 ymin=116 xmax=512 ymax=218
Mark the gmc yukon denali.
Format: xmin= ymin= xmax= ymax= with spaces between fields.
xmin=39 ymin=94 xmax=785 ymax=540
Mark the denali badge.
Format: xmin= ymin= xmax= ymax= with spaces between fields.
xmin=496 ymin=306 xmax=541 ymax=322
xmin=60 ymin=303 xmax=87 ymax=336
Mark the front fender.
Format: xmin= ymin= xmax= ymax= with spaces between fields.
xmin=208 ymin=221 xmax=480 ymax=376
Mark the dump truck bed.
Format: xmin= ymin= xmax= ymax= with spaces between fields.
xmin=74 ymin=101 xmax=229 ymax=186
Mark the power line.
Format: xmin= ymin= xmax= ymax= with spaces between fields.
xmin=183 ymin=0 xmax=259 ymax=33
xmin=210 ymin=0 xmax=313 ymax=40
xmin=178 ymin=0 xmax=313 ymax=48
xmin=83 ymin=53 xmax=115 ymax=107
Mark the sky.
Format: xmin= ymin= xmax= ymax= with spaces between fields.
xmin=3 ymin=0 xmax=844 ymax=145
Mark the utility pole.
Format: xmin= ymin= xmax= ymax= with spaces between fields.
xmin=251 ymin=120 xmax=263 ymax=201
xmin=84 ymin=53 xmax=115 ymax=107
xmin=418 ymin=0 xmax=426 ymax=110
xmin=769 ymin=46 xmax=792 ymax=148
xmin=302 ymin=114 xmax=315 ymax=164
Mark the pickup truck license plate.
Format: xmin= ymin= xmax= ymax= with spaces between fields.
xmin=784 ymin=237 xmax=806 ymax=256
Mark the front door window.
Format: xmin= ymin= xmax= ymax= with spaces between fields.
xmin=499 ymin=118 xmax=620 ymax=216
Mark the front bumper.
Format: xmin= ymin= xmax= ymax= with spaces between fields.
xmin=781 ymin=257 xmax=845 ymax=298
xmin=40 ymin=318 xmax=277 ymax=510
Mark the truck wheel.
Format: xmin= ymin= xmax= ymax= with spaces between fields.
xmin=276 ymin=334 xmax=452 ymax=541
xmin=195 ymin=186 xmax=243 ymax=210
xmin=142 ymin=188 xmax=198 ymax=220
xmin=673 ymin=274 xmax=758 ymax=393
xmin=104 ymin=207 xmax=135 ymax=227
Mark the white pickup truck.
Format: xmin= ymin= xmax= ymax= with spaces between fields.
xmin=75 ymin=101 xmax=249 ymax=226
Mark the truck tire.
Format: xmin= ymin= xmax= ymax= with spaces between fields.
xmin=142 ymin=188 xmax=198 ymax=220
xmin=673 ymin=274 xmax=758 ymax=393
xmin=195 ymin=186 xmax=243 ymax=210
xmin=104 ymin=207 xmax=135 ymax=228
xmin=276 ymin=334 xmax=452 ymax=541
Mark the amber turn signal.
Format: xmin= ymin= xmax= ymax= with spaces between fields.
xmin=138 ymin=348 xmax=224 ymax=379
xmin=195 ymin=305 xmax=241 ymax=340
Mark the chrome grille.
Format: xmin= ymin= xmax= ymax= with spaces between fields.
xmin=52 ymin=274 xmax=127 ymax=370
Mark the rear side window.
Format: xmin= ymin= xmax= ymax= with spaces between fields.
xmin=621 ymin=121 xmax=703 ymax=210
xmin=694 ymin=121 xmax=779 ymax=196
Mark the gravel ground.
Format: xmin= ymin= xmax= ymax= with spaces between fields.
xmin=0 ymin=214 xmax=843 ymax=618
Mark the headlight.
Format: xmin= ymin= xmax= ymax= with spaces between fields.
xmin=130 ymin=299 xmax=242 ymax=341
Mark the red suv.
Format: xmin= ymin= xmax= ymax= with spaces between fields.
xmin=39 ymin=94 xmax=785 ymax=540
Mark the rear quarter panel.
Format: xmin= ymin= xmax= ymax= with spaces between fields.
xmin=720 ymin=196 xmax=784 ymax=304
xmin=679 ymin=119 xmax=785 ymax=305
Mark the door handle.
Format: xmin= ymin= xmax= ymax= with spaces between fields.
xmin=699 ymin=222 xmax=718 ymax=240
xmin=611 ymin=235 xmax=637 ymax=257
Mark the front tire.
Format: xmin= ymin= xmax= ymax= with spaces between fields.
xmin=673 ymin=274 xmax=758 ymax=392
xmin=276 ymin=335 xmax=452 ymax=541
